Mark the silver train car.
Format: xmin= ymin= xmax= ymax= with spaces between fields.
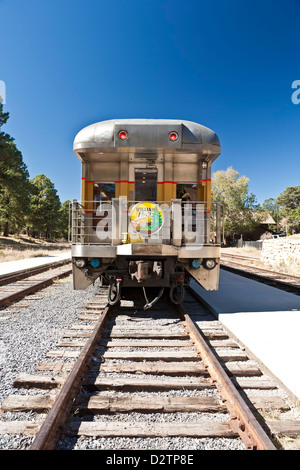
xmin=71 ymin=119 xmax=222 ymax=308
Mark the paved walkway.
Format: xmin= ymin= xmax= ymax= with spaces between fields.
xmin=0 ymin=253 xmax=71 ymax=278
xmin=191 ymin=269 xmax=300 ymax=399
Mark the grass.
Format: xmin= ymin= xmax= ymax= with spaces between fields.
xmin=258 ymin=403 xmax=300 ymax=450
xmin=0 ymin=235 xmax=70 ymax=262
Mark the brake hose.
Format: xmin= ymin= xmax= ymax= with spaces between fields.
xmin=108 ymin=280 xmax=121 ymax=305
xmin=169 ymin=282 xmax=186 ymax=304
xmin=142 ymin=287 xmax=164 ymax=310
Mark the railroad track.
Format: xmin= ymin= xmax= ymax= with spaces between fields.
xmin=220 ymin=253 xmax=300 ymax=292
xmin=1 ymin=287 xmax=299 ymax=451
xmin=0 ymin=259 xmax=72 ymax=308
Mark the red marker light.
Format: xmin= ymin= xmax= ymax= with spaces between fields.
xmin=118 ymin=130 xmax=128 ymax=140
xmin=169 ymin=131 xmax=178 ymax=141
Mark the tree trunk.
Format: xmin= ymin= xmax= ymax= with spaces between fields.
xmin=3 ymin=221 xmax=9 ymax=237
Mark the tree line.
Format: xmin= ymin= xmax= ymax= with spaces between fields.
xmin=0 ymin=104 xmax=70 ymax=239
xmin=211 ymin=167 xmax=300 ymax=243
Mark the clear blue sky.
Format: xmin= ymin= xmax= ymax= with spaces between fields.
xmin=1 ymin=0 xmax=299 ymax=204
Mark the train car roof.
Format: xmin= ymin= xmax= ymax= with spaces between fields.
xmin=73 ymin=119 xmax=221 ymax=162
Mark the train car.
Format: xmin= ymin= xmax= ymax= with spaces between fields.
xmin=71 ymin=119 xmax=222 ymax=308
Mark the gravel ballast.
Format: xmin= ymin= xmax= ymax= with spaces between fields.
xmin=0 ymin=276 xmax=262 ymax=451
xmin=0 ymin=276 xmax=98 ymax=449
xmin=0 ymin=276 xmax=97 ymax=403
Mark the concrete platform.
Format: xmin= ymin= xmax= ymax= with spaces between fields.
xmin=0 ymin=253 xmax=71 ymax=279
xmin=191 ymin=269 xmax=300 ymax=399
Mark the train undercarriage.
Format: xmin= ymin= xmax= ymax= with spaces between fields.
xmin=72 ymin=240 xmax=220 ymax=309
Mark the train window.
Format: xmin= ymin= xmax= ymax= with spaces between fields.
xmin=93 ymin=183 xmax=115 ymax=203
xmin=93 ymin=183 xmax=115 ymax=229
xmin=135 ymin=169 xmax=157 ymax=201
xmin=176 ymin=183 xmax=198 ymax=201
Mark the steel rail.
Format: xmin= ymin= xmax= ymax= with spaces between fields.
xmin=29 ymin=304 xmax=112 ymax=450
xmin=220 ymin=255 xmax=300 ymax=283
xmin=220 ymin=263 xmax=300 ymax=294
xmin=0 ymin=259 xmax=71 ymax=286
xmin=220 ymin=253 xmax=260 ymax=262
xmin=177 ymin=305 xmax=276 ymax=450
xmin=0 ymin=265 xmax=72 ymax=308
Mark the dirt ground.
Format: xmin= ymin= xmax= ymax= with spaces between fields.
xmin=220 ymin=246 xmax=271 ymax=270
xmin=221 ymin=246 xmax=261 ymax=259
xmin=0 ymin=235 xmax=70 ymax=262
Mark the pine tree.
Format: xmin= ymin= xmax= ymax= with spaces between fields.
xmin=0 ymin=104 xmax=31 ymax=236
xmin=27 ymin=174 xmax=61 ymax=238
xmin=57 ymin=200 xmax=71 ymax=239
xmin=277 ymin=186 xmax=300 ymax=233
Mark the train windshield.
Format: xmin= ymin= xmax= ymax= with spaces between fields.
xmin=135 ymin=169 xmax=157 ymax=201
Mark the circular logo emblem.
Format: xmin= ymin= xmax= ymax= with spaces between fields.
xmin=129 ymin=202 xmax=163 ymax=236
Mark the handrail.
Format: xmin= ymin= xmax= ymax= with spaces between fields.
xmin=69 ymin=199 xmax=223 ymax=246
